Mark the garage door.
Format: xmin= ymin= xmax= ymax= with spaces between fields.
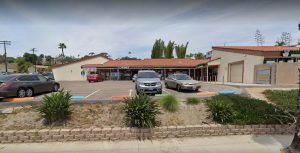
xmin=229 ymin=62 xmax=243 ymax=83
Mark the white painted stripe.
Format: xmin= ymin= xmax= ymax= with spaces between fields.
xmin=85 ymin=89 xmax=101 ymax=98
xmin=129 ymin=89 xmax=132 ymax=97
xmin=162 ymin=89 xmax=170 ymax=94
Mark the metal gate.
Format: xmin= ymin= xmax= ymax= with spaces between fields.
xmin=255 ymin=69 xmax=271 ymax=84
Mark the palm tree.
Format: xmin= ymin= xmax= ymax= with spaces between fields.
xmin=58 ymin=43 xmax=66 ymax=63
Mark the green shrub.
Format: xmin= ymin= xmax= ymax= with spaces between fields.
xmin=263 ymin=89 xmax=297 ymax=114
xmin=123 ymin=94 xmax=160 ymax=128
xmin=186 ymin=97 xmax=201 ymax=105
xmin=37 ymin=90 xmax=71 ymax=124
xmin=160 ymin=94 xmax=179 ymax=112
xmin=206 ymin=95 xmax=294 ymax=124
xmin=207 ymin=100 xmax=234 ymax=123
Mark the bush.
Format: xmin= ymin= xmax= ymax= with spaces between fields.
xmin=206 ymin=95 xmax=294 ymax=124
xmin=37 ymin=90 xmax=71 ymax=124
xmin=263 ymin=89 xmax=297 ymax=114
xmin=160 ymin=94 xmax=179 ymax=112
xmin=123 ymin=94 xmax=160 ymax=128
xmin=186 ymin=97 xmax=201 ymax=105
xmin=207 ymin=100 xmax=234 ymax=123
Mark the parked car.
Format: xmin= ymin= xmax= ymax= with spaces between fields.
xmin=42 ymin=72 xmax=55 ymax=80
xmin=87 ymin=72 xmax=103 ymax=82
xmin=0 ymin=74 xmax=60 ymax=98
xmin=165 ymin=73 xmax=201 ymax=92
xmin=132 ymin=74 xmax=137 ymax=82
xmin=135 ymin=70 xmax=162 ymax=95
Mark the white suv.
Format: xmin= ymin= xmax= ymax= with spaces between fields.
xmin=135 ymin=70 xmax=162 ymax=95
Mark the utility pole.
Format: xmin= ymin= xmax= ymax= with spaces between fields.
xmin=30 ymin=48 xmax=37 ymax=73
xmin=0 ymin=41 xmax=11 ymax=74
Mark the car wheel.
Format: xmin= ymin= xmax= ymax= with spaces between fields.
xmin=17 ymin=88 xmax=26 ymax=98
xmin=26 ymin=88 xmax=34 ymax=97
xmin=53 ymin=84 xmax=59 ymax=92
xmin=177 ymin=85 xmax=181 ymax=92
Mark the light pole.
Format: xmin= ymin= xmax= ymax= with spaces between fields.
xmin=30 ymin=48 xmax=37 ymax=73
xmin=0 ymin=41 xmax=11 ymax=74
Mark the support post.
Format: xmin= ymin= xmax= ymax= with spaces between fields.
xmin=206 ymin=65 xmax=209 ymax=82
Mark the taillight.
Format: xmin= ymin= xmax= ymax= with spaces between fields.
xmin=0 ymin=82 xmax=12 ymax=88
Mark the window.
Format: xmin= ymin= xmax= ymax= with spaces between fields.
xmin=27 ymin=75 xmax=39 ymax=81
xmin=18 ymin=76 xmax=29 ymax=81
xmin=167 ymin=75 xmax=174 ymax=79
xmin=174 ymin=74 xmax=192 ymax=80
xmin=37 ymin=75 xmax=48 ymax=82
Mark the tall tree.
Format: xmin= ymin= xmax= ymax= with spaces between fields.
xmin=15 ymin=57 xmax=32 ymax=73
xmin=279 ymin=32 xmax=292 ymax=46
xmin=164 ymin=41 xmax=175 ymax=58
xmin=151 ymin=39 xmax=164 ymax=59
xmin=254 ymin=29 xmax=265 ymax=46
xmin=175 ymin=42 xmax=189 ymax=58
xmin=58 ymin=43 xmax=67 ymax=63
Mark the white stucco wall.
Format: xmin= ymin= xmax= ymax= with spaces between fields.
xmin=211 ymin=50 xmax=264 ymax=84
xmin=52 ymin=56 xmax=109 ymax=81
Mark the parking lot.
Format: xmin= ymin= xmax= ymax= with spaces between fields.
xmin=52 ymin=80 xmax=242 ymax=101
xmin=0 ymin=80 xmax=242 ymax=103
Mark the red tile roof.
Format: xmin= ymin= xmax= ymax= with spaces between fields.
xmin=82 ymin=58 xmax=209 ymax=68
xmin=212 ymin=46 xmax=300 ymax=52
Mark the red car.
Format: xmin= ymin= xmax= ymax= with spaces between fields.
xmin=87 ymin=72 xmax=103 ymax=82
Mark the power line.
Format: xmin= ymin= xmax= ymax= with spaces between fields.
xmin=30 ymin=48 xmax=37 ymax=73
xmin=0 ymin=41 xmax=11 ymax=73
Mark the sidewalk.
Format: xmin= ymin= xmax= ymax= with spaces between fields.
xmin=0 ymin=135 xmax=292 ymax=153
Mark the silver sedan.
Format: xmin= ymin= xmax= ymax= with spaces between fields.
xmin=164 ymin=73 xmax=201 ymax=92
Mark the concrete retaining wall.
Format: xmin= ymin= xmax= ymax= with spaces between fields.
xmin=0 ymin=124 xmax=293 ymax=143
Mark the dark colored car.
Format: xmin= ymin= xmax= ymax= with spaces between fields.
xmin=0 ymin=74 xmax=60 ymax=98
xmin=87 ymin=72 xmax=103 ymax=82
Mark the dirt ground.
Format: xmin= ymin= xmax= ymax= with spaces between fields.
xmin=0 ymin=102 xmax=212 ymax=130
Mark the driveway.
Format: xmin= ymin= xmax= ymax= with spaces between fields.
xmin=0 ymin=135 xmax=292 ymax=153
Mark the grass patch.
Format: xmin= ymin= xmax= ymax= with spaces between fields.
xmin=206 ymin=94 xmax=294 ymax=124
xmin=186 ymin=97 xmax=201 ymax=105
xmin=160 ymin=94 xmax=179 ymax=112
xmin=263 ymin=89 xmax=297 ymax=114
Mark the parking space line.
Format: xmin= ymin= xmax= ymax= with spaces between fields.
xmin=162 ymin=89 xmax=170 ymax=94
xmin=85 ymin=89 xmax=101 ymax=98
xmin=129 ymin=89 xmax=132 ymax=97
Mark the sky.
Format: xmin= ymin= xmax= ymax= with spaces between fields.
xmin=0 ymin=0 xmax=300 ymax=59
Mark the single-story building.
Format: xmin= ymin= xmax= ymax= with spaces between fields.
xmin=52 ymin=54 xmax=110 ymax=81
xmin=81 ymin=58 xmax=208 ymax=80
xmin=203 ymin=46 xmax=300 ymax=85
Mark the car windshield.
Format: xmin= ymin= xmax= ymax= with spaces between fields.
xmin=0 ymin=75 xmax=16 ymax=81
xmin=175 ymin=74 xmax=192 ymax=80
xmin=138 ymin=72 xmax=158 ymax=78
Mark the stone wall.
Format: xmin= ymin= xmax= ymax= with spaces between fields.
xmin=0 ymin=124 xmax=293 ymax=143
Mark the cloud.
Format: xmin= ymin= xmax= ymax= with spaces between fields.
xmin=0 ymin=0 xmax=300 ymax=58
